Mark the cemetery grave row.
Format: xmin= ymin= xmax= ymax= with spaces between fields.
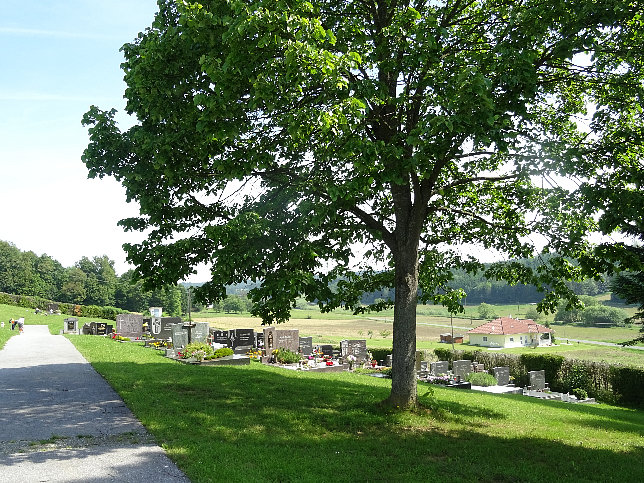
xmin=64 ymin=312 xmax=595 ymax=403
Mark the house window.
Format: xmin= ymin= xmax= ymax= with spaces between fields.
xmin=509 ymin=337 xmax=514 ymax=342
xmin=483 ymin=336 xmax=488 ymax=341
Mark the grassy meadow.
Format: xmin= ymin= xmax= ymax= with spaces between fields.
xmin=68 ymin=335 xmax=644 ymax=482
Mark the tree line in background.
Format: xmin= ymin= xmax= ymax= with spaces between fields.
xmin=0 ymin=240 xmax=186 ymax=316
xmin=0 ymin=240 xmax=637 ymax=323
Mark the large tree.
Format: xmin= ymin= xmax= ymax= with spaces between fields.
xmin=83 ymin=0 xmax=644 ymax=407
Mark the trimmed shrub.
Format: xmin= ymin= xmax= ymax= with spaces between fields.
xmin=213 ymin=347 xmax=234 ymax=359
xmin=370 ymin=348 xmax=392 ymax=363
xmin=274 ymin=348 xmax=301 ymax=364
xmin=466 ymin=372 xmax=498 ymax=387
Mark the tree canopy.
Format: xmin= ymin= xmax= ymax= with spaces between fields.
xmin=83 ymin=0 xmax=644 ymax=407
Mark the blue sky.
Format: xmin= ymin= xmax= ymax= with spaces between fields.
xmin=1 ymin=0 xmax=158 ymax=275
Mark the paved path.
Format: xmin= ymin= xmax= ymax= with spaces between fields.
xmin=562 ymin=338 xmax=644 ymax=350
xmin=0 ymin=326 xmax=190 ymax=483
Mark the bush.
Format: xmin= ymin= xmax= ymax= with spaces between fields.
xmin=466 ymin=372 xmax=498 ymax=387
xmin=572 ymin=388 xmax=588 ymax=400
xmin=370 ymin=348 xmax=392 ymax=363
xmin=211 ymin=347 xmax=234 ymax=359
xmin=274 ymin=348 xmax=301 ymax=364
xmin=581 ymin=305 xmax=628 ymax=326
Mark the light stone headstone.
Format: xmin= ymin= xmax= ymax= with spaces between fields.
xmin=453 ymin=360 xmax=473 ymax=378
xmin=63 ymin=317 xmax=78 ymax=334
xmin=385 ymin=354 xmax=393 ymax=367
xmin=529 ymin=370 xmax=546 ymax=390
xmin=430 ymin=361 xmax=449 ymax=375
xmin=192 ymin=322 xmax=210 ymax=343
xmin=493 ymin=366 xmax=510 ymax=386
xmin=171 ymin=323 xmax=188 ymax=349
xmin=340 ymin=340 xmax=368 ymax=361
xmin=116 ymin=313 xmax=144 ymax=338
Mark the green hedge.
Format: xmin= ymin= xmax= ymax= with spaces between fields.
xmin=433 ymin=348 xmax=644 ymax=407
xmin=0 ymin=292 xmax=127 ymax=321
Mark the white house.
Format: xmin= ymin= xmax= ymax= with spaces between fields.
xmin=468 ymin=317 xmax=554 ymax=348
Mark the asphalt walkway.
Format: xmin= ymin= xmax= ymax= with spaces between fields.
xmin=0 ymin=325 xmax=190 ymax=482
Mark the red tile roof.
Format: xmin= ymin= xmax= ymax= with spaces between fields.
xmin=468 ymin=317 xmax=553 ymax=335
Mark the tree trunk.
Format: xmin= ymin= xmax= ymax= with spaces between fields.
xmin=385 ymin=246 xmax=419 ymax=408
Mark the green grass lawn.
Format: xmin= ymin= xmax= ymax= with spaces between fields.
xmin=69 ymin=335 xmax=644 ymax=483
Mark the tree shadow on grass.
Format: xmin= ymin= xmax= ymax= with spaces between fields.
xmin=82 ymin=356 xmax=644 ymax=482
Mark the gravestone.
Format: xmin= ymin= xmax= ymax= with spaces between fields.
xmin=151 ymin=317 xmax=180 ymax=340
xmin=63 ymin=317 xmax=78 ymax=334
xmin=212 ymin=330 xmax=230 ymax=346
xmin=299 ymin=337 xmax=313 ymax=356
xmin=430 ymin=361 xmax=449 ymax=375
xmin=256 ymin=332 xmax=264 ymax=348
xmin=529 ymin=370 xmax=546 ymax=390
xmin=319 ymin=344 xmax=334 ymax=357
xmin=263 ymin=327 xmax=276 ymax=352
xmin=192 ymin=322 xmax=210 ymax=343
xmin=493 ymin=366 xmax=510 ymax=386
xmin=93 ymin=322 xmax=107 ymax=336
xmin=340 ymin=340 xmax=368 ymax=361
xmin=171 ymin=323 xmax=189 ymax=349
xmin=275 ymin=329 xmax=300 ymax=353
xmin=89 ymin=322 xmax=98 ymax=335
xmin=385 ymin=354 xmax=393 ymax=367
xmin=415 ymin=351 xmax=423 ymax=372
xmin=420 ymin=361 xmax=428 ymax=371
xmin=116 ymin=313 xmax=144 ymax=338
xmin=232 ymin=328 xmax=255 ymax=354
xmin=453 ymin=360 xmax=473 ymax=379
xmin=234 ymin=329 xmax=255 ymax=348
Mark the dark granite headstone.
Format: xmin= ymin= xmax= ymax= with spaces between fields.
xmin=234 ymin=329 xmax=255 ymax=348
xmin=212 ymin=330 xmax=230 ymax=346
xmin=171 ymin=323 xmax=189 ymax=349
xmin=453 ymin=360 xmax=473 ymax=378
xmin=319 ymin=344 xmax=334 ymax=357
xmin=430 ymin=361 xmax=449 ymax=375
xmin=299 ymin=337 xmax=313 ymax=356
xmin=420 ymin=361 xmax=428 ymax=371
xmin=116 ymin=313 xmax=144 ymax=338
xmin=95 ymin=322 xmax=107 ymax=336
xmin=151 ymin=317 xmax=179 ymax=340
xmin=340 ymin=340 xmax=368 ymax=361
xmin=256 ymin=332 xmax=264 ymax=348
xmin=63 ymin=317 xmax=78 ymax=334
xmin=493 ymin=366 xmax=510 ymax=386
xmin=275 ymin=329 xmax=300 ymax=352
xmin=529 ymin=370 xmax=546 ymax=390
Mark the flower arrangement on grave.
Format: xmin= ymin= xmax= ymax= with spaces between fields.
xmin=325 ymin=360 xmax=334 ymax=366
xmin=180 ymin=342 xmax=214 ymax=361
xmin=247 ymin=349 xmax=262 ymax=360
xmin=371 ymin=359 xmax=378 ymax=367
xmin=346 ymin=354 xmax=357 ymax=370
xmin=424 ymin=375 xmax=450 ymax=385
